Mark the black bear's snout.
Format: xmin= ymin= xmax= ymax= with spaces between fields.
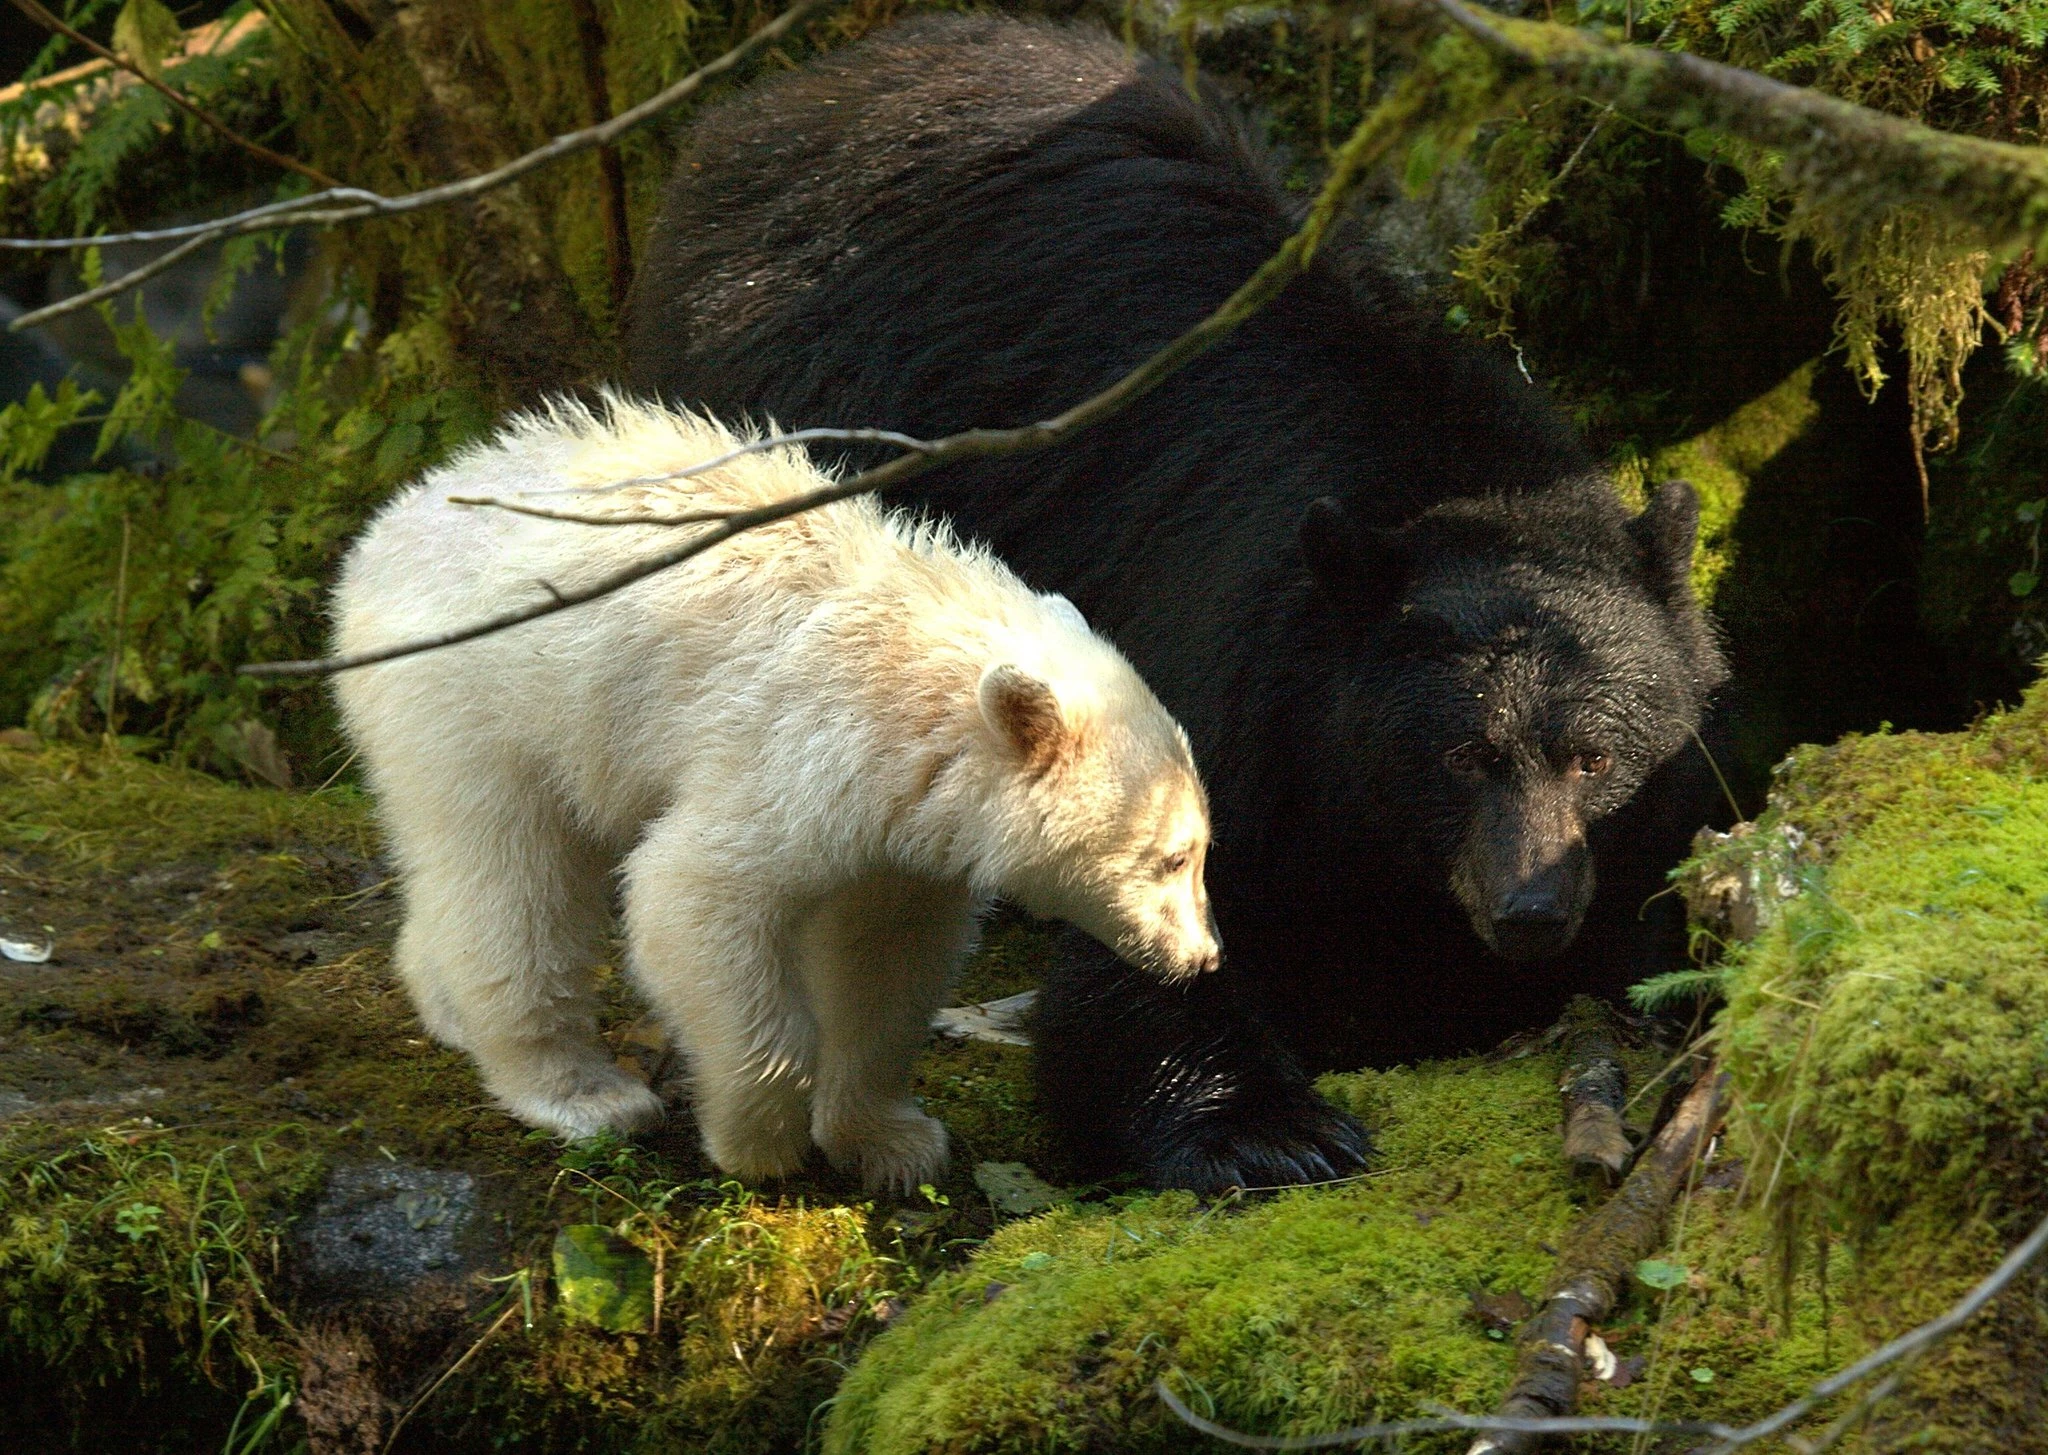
xmin=1490 ymin=866 xmax=1578 ymax=961
xmin=1454 ymin=787 xmax=1596 ymax=962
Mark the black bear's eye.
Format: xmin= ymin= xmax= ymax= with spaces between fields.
xmin=1574 ymin=752 xmax=1611 ymax=778
xmin=1444 ymin=743 xmax=1498 ymax=777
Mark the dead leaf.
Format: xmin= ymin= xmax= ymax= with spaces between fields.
xmin=974 ymin=1161 xmax=1064 ymax=1217
xmin=0 ymin=935 xmax=53 ymax=963
xmin=1699 ymin=1156 xmax=1746 ymax=1190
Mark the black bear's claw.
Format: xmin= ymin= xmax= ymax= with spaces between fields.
xmin=1144 ymin=1095 xmax=1372 ymax=1196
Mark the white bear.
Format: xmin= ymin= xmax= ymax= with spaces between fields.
xmin=331 ymin=396 xmax=1219 ymax=1191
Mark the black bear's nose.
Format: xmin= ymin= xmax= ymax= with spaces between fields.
xmin=1499 ymin=882 xmax=1568 ymax=921
xmin=1490 ymin=881 xmax=1572 ymax=961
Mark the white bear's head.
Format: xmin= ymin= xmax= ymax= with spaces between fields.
xmin=973 ymin=657 xmax=1220 ymax=982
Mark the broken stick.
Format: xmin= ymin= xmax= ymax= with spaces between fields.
xmin=1556 ymin=995 xmax=1633 ymax=1177
xmin=1468 ymin=1062 xmax=1728 ymax=1455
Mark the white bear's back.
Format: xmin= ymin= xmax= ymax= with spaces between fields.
xmin=331 ymin=396 xmax=1122 ymax=855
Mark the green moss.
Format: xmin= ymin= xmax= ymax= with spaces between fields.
xmin=0 ymin=743 xmax=374 ymax=870
xmin=826 ymin=1057 xmax=1626 ymax=1455
xmin=1717 ymin=675 xmax=2048 ymax=1236
xmin=0 ymin=740 xmax=1079 ymax=1450
xmin=1617 ymin=363 xmax=1822 ymax=602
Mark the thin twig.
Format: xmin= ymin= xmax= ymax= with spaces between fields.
xmin=3 ymin=0 xmax=837 ymax=331
xmin=1156 ymin=1381 xmax=1740 ymax=1448
xmin=7 ymin=0 xmax=342 ymax=188
xmin=494 ymin=425 xmax=941 ymax=500
xmin=240 ymin=67 xmax=1429 ymax=680
xmin=446 ymin=423 xmax=943 ymax=523
xmin=1157 ymin=1205 xmax=2048 ymax=1452
xmin=14 ymin=226 xmax=222 ymax=331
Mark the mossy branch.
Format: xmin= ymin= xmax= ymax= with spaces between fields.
xmin=6 ymin=0 xmax=343 ymax=189
xmin=1408 ymin=0 xmax=2048 ymax=255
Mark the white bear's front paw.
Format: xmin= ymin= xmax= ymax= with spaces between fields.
xmin=818 ymin=1101 xmax=950 ymax=1194
xmin=701 ymin=1113 xmax=811 ymax=1182
xmin=499 ymin=1065 xmax=666 ymax=1141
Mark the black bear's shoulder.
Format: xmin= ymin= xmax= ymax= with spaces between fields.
xmin=628 ymin=13 xmax=1587 ymax=530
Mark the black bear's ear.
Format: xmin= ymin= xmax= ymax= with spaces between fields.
xmin=1630 ymin=479 xmax=1701 ymax=602
xmin=1299 ymin=496 xmax=1407 ymax=614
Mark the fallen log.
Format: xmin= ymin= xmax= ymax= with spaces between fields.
xmin=1468 ymin=1062 xmax=1728 ymax=1455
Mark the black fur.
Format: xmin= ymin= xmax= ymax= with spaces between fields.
xmin=624 ymin=15 xmax=1729 ymax=1192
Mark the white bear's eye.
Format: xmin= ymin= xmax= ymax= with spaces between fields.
xmin=1160 ymin=850 xmax=1190 ymax=876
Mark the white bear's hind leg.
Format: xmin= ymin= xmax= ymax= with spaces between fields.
xmin=623 ymin=812 xmax=815 ymax=1181
xmin=800 ymin=874 xmax=977 ymax=1194
xmin=383 ymin=780 xmax=661 ymax=1140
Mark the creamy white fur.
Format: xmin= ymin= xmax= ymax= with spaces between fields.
xmin=331 ymin=397 xmax=1217 ymax=1190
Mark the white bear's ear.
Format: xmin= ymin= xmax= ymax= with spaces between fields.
xmin=1040 ymin=592 xmax=1090 ymax=632
xmin=978 ymin=663 xmax=1066 ymax=768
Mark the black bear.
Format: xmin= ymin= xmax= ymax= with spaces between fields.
xmin=623 ymin=14 xmax=1728 ymax=1192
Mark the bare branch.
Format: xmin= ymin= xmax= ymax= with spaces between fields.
xmin=1157 ymin=1195 xmax=2048 ymax=1452
xmin=445 ymin=426 xmax=944 ymax=524
xmin=3 ymin=0 xmax=837 ymax=330
xmin=10 ymin=226 xmax=221 ymax=331
xmin=239 ymin=67 xmax=1429 ymax=681
xmin=7 ymin=0 xmax=344 ymax=189
xmin=534 ymin=426 xmax=942 ymax=496
xmin=1473 ymin=1067 xmax=1726 ymax=1454
xmin=1154 ymin=1381 xmax=1740 ymax=1448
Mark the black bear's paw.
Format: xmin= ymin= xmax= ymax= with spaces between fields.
xmin=1141 ymin=1092 xmax=1372 ymax=1195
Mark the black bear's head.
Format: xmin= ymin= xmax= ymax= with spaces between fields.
xmin=1299 ymin=482 xmax=1726 ymax=962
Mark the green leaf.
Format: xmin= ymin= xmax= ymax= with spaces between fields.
xmin=973 ymin=1161 xmax=1065 ymax=1217
xmin=1690 ymin=1366 xmax=1717 ymax=1384
xmin=112 ymin=0 xmax=183 ymax=81
xmin=1018 ymin=1251 xmax=1055 ymax=1272
xmin=114 ymin=1201 xmax=164 ymax=1241
xmin=1635 ymin=1259 xmax=1690 ymax=1291
xmin=2010 ymin=570 xmax=2040 ymax=598
xmin=552 ymin=1224 xmax=654 ymax=1332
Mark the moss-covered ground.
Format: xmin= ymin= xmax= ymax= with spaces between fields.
xmin=5 ymin=678 xmax=2046 ymax=1453
xmin=0 ymin=740 xmax=1054 ymax=1452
